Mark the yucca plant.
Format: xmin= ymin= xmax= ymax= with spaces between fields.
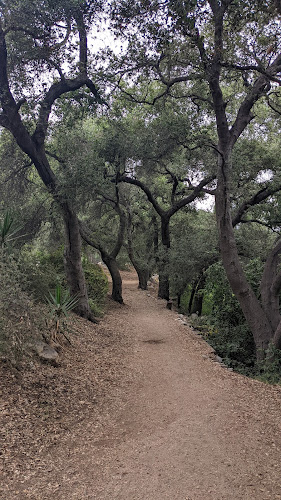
xmin=46 ymin=284 xmax=80 ymax=343
xmin=0 ymin=211 xmax=23 ymax=249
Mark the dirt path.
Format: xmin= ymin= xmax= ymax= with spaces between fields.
xmin=2 ymin=272 xmax=281 ymax=499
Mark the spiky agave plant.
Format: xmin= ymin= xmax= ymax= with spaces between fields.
xmin=0 ymin=211 xmax=23 ymax=249
xmin=46 ymin=284 xmax=80 ymax=343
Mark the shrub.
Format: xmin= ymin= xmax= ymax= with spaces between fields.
xmin=0 ymin=250 xmax=38 ymax=364
xmin=257 ymin=345 xmax=281 ymax=385
xmin=20 ymin=246 xmax=65 ymax=301
xmin=202 ymin=259 xmax=263 ymax=375
xmin=83 ymin=262 xmax=108 ymax=311
xmin=46 ymin=284 xmax=79 ymax=343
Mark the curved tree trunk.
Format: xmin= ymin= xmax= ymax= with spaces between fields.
xmin=216 ymin=150 xmax=274 ymax=358
xmin=126 ymin=209 xmax=150 ymax=290
xmin=79 ymin=199 xmax=125 ymax=304
xmin=102 ymin=254 xmax=123 ymax=304
xmin=137 ymin=268 xmax=149 ymax=290
xmin=61 ymin=203 xmax=93 ymax=320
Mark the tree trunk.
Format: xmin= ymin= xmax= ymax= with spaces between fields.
xmin=126 ymin=209 xmax=149 ymax=290
xmin=158 ymin=244 xmax=169 ymax=300
xmin=137 ymin=268 xmax=149 ymax=290
xmin=61 ymin=203 xmax=94 ymax=320
xmin=101 ymin=254 xmax=123 ymax=304
xmin=188 ymin=283 xmax=197 ymax=314
xmin=158 ymin=217 xmax=170 ymax=300
xmin=191 ymin=292 xmax=203 ymax=316
xmin=260 ymin=239 xmax=281 ymax=332
xmin=158 ymin=270 xmax=169 ymax=300
xmin=216 ymin=150 xmax=274 ymax=358
xmin=190 ymin=274 xmax=205 ymax=316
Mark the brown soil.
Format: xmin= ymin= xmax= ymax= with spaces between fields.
xmin=1 ymin=270 xmax=281 ymax=500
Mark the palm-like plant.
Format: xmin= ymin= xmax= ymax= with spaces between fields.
xmin=0 ymin=211 xmax=22 ymax=249
xmin=46 ymin=284 xmax=80 ymax=343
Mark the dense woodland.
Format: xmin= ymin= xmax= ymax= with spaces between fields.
xmin=1 ymin=0 xmax=281 ymax=382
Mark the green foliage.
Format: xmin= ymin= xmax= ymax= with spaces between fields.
xmin=20 ymin=246 xmax=65 ymax=301
xmin=46 ymin=284 xmax=79 ymax=342
xmin=257 ymin=345 xmax=281 ymax=385
xmin=116 ymin=249 xmax=131 ymax=271
xmin=46 ymin=284 xmax=79 ymax=318
xmin=203 ymin=260 xmax=264 ymax=374
xmin=170 ymin=210 xmax=218 ymax=299
xmin=88 ymin=299 xmax=104 ymax=318
xmin=0 ymin=249 xmax=37 ymax=364
xmin=0 ymin=211 xmax=22 ymax=249
xmin=83 ymin=262 xmax=108 ymax=312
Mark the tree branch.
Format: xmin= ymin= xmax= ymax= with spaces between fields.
xmin=232 ymin=183 xmax=281 ymax=227
xmin=230 ymin=53 xmax=281 ymax=147
xmin=221 ymin=61 xmax=281 ymax=85
xmin=79 ymin=220 xmax=103 ymax=253
xmin=167 ymin=175 xmax=216 ymax=216
xmin=117 ymin=175 xmax=165 ymax=217
xmin=238 ymin=219 xmax=281 ymax=234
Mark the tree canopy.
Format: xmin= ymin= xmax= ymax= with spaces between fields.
xmin=1 ymin=0 xmax=281 ymax=374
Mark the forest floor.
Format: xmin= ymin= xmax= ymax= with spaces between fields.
xmin=1 ymin=270 xmax=281 ymax=500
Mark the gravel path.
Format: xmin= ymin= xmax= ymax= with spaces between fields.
xmin=2 ymin=272 xmax=281 ymax=499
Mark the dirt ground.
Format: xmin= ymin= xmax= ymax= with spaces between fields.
xmin=1 ymin=271 xmax=281 ymax=500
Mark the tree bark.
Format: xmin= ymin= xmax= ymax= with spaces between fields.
xmin=190 ymin=274 xmax=205 ymax=316
xmin=158 ymin=217 xmax=170 ymax=300
xmin=126 ymin=208 xmax=150 ymax=290
xmin=215 ymin=150 xmax=274 ymax=358
xmin=79 ymin=200 xmax=125 ymax=304
xmin=61 ymin=203 xmax=93 ymax=319
xmin=158 ymin=245 xmax=170 ymax=300
xmin=0 ymin=17 xmax=99 ymax=321
xmin=101 ymin=253 xmax=123 ymax=304
xmin=260 ymin=239 xmax=281 ymax=332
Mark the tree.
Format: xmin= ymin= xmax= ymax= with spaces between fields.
xmin=103 ymin=107 xmax=216 ymax=299
xmin=0 ymin=0 xmax=105 ymax=319
xmin=170 ymin=209 xmax=218 ymax=313
xmin=110 ymin=0 xmax=281 ymax=357
xmin=79 ymin=189 xmax=126 ymax=304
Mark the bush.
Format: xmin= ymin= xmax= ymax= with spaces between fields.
xmin=20 ymin=246 xmax=65 ymax=301
xmin=202 ymin=259 xmax=263 ymax=375
xmin=116 ymin=249 xmax=131 ymax=271
xmin=83 ymin=262 xmax=108 ymax=312
xmin=257 ymin=345 xmax=281 ymax=385
xmin=0 ymin=250 xmax=39 ymax=364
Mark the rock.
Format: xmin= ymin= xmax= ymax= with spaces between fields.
xmin=216 ymin=355 xmax=223 ymax=363
xmin=34 ymin=340 xmax=59 ymax=363
xmin=190 ymin=313 xmax=198 ymax=320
